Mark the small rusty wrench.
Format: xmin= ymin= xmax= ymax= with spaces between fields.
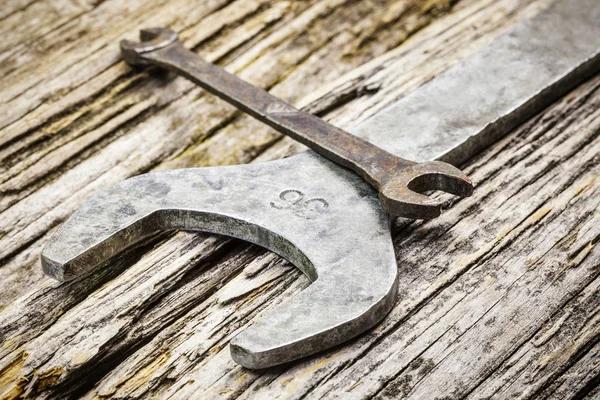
xmin=121 ymin=29 xmax=473 ymax=219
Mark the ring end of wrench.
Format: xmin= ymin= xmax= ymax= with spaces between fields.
xmin=380 ymin=161 xmax=473 ymax=219
xmin=120 ymin=28 xmax=179 ymax=67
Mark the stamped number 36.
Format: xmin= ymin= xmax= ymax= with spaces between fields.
xmin=270 ymin=190 xmax=329 ymax=219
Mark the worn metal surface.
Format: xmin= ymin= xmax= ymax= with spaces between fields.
xmin=42 ymin=0 xmax=600 ymax=369
xmin=122 ymin=28 xmax=473 ymax=219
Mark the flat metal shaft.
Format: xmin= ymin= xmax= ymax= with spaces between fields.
xmin=351 ymin=0 xmax=600 ymax=165
xmin=42 ymin=0 xmax=600 ymax=369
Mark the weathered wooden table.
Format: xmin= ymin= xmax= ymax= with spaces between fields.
xmin=0 ymin=0 xmax=598 ymax=398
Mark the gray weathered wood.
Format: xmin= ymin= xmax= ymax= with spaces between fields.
xmin=0 ymin=0 xmax=598 ymax=398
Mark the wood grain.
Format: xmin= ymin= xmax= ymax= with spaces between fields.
xmin=0 ymin=0 xmax=598 ymax=398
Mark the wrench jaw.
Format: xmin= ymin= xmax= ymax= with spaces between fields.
xmin=380 ymin=161 xmax=473 ymax=219
xmin=41 ymin=177 xmax=164 ymax=282
xmin=230 ymin=271 xmax=398 ymax=369
xmin=120 ymin=28 xmax=179 ymax=67
xmin=40 ymin=154 xmax=399 ymax=368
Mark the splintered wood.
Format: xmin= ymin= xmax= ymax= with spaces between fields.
xmin=0 ymin=0 xmax=597 ymax=399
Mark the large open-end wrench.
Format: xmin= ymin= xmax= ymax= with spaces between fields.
xmin=42 ymin=0 xmax=600 ymax=369
xmin=121 ymin=29 xmax=473 ymax=220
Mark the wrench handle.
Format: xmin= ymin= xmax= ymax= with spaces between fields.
xmin=136 ymin=40 xmax=414 ymax=188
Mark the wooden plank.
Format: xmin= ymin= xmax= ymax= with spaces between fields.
xmin=0 ymin=0 xmax=598 ymax=398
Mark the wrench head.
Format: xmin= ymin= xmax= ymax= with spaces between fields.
xmin=41 ymin=153 xmax=398 ymax=368
xmin=120 ymin=28 xmax=179 ymax=67
xmin=380 ymin=161 xmax=473 ymax=219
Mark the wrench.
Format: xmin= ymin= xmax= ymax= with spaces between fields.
xmin=121 ymin=29 xmax=473 ymax=220
xmin=42 ymin=0 xmax=600 ymax=368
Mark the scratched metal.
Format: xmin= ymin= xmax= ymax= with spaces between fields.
xmin=42 ymin=0 xmax=600 ymax=369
